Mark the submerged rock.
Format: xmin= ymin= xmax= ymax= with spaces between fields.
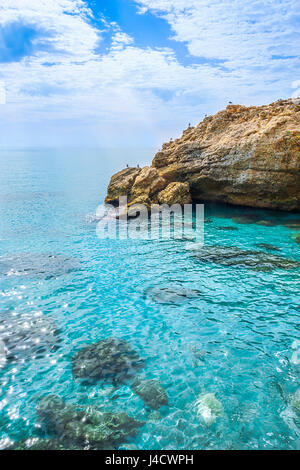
xmin=255 ymin=220 xmax=278 ymax=227
xmin=144 ymin=286 xmax=200 ymax=304
xmin=232 ymin=214 xmax=261 ymax=225
xmin=292 ymin=233 xmax=300 ymax=244
xmin=290 ymin=339 xmax=300 ymax=366
xmin=105 ymin=100 xmax=300 ymax=212
xmin=291 ymin=389 xmax=300 ymax=413
xmin=194 ymin=245 xmax=299 ymax=272
xmin=194 ymin=392 xmax=223 ymax=427
xmin=217 ymin=226 xmax=238 ymax=231
xmin=131 ymin=377 xmax=169 ymax=410
xmin=282 ymin=218 xmax=300 ymax=229
xmin=189 ymin=345 xmax=207 ymax=366
xmin=72 ymin=337 xmax=145 ymax=385
xmin=255 ymin=243 xmax=281 ymax=252
xmin=0 ymin=312 xmax=60 ymax=362
xmin=37 ymin=395 xmax=144 ymax=449
xmin=0 ymin=253 xmax=80 ymax=280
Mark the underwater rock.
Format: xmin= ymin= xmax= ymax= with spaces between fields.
xmin=72 ymin=337 xmax=145 ymax=385
xmin=291 ymin=389 xmax=300 ymax=413
xmin=189 ymin=345 xmax=206 ymax=366
xmin=290 ymin=339 xmax=300 ymax=366
xmin=217 ymin=226 xmax=238 ymax=231
xmin=194 ymin=392 xmax=223 ymax=427
xmin=292 ymin=339 xmax=300 ymax=350
xmin=194 ymin=245 xmax=299 ymax=272
xmin=0 ymin=253 xmax=80 ymax=280
xmin=284 ymin=223 xmax=300 ymax=229
xmin=255 ymin=220 xmax=278 ymax=227
xmin=36 ymin=395 xmax=144 ymax=449
xmin=292 ymin=233 xmax=300 ymax=244
xmin=148 ymin=411 xmax=162 ymax=422
xmin=0 ymin=312 xmax=60 ymax=362
xmin=255 ymin=243 xmax=281 ymax=252
xmin=232 ymin=214 xmax=261 ymax=225
xmin=282 ymin=218 xmax=300 ymax=229
xmin=144 ymin=286 xmax=200 ymax=305
xmin=131 ymin=377 xmax=169 ymax=410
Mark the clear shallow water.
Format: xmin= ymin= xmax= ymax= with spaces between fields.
xmin=0 ymin=148 xmax=299 ymax=450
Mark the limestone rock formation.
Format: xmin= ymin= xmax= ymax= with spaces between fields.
xmin=105 ymin=99 xmax=300 ymax=211
xmin=158 ymin=182 xmax=192 ymax=205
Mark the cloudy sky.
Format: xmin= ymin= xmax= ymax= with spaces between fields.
xmin=0 ymin=0 xmax=299 ymax=147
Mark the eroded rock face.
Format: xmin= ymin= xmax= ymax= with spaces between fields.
xmin=72 ymin=337 xmax=145 ymax=385
xmin=131 ymin=377 xmax=169 ymax=410
xmin=105 ymin=100 xmax=300 ymax=211
xmin=36 ymin=395 xmax=143 ymax=449
xmin=158 ymin=182 xmax=192 ymax=205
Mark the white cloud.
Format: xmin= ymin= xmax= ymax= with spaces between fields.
xmin=0 ymin=0 xmax=299 ymax=146
xmin=134 ymin=1 xmax=300 ymax=63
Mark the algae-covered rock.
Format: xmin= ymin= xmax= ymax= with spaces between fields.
xmin=157 ymin=182 xmax=192 ymax=206
xmin=37 ymin=395 xmax=144 ymax=449
xmin=194 ymin=245 xmax=299 ymax=271
xmin=195 ymin=392 xmax=223 ymax=427
xmin=72 ymin=337 xmax=145 ymax=385
xmin=0 ymin=312 xmax=60 ymax=362
xmin=131 ymin=377 xmax=169 ymax=410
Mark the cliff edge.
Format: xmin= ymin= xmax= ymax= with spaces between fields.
xmin=105 ymin=99 xmax=300 ymax=212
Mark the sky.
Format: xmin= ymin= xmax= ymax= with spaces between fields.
xmin=0 ymin=0 xmax=299 ymax=147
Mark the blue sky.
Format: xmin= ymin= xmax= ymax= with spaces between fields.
xmin=0 ymin=0 xmax=299 ymax=147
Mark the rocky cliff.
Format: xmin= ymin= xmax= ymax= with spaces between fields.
xmin=105 ymin=99 xmax=300 ymax=212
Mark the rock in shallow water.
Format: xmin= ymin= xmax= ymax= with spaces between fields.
xmin=36 ymin=395 xmax=144 ymax=449
xmin=131 ymin=377 xmax=169 ymax=410
xmin=0 ymin=253 xmax=81 ymax=280
xmin=144 ymin=286 xmax=200 ymax=304
xmin=194 ymin=245 xmax=299 ymax=272
xmin=0 ymin=312 xmax=60 ymax=362
xmin=255 ymin=243 xmax=281 ymax=252
xmin=291 ymin=389 xmax=300 ymax=413
xmin=194 ymin=393 xmax=223 ymax=427
xmin=72 ymin=337 xmax=145 ymax=385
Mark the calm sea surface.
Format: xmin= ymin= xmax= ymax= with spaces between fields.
xmin=0 ymin=148 xmax=299 ymax=450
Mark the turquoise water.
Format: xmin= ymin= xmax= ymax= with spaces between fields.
xmin=0 ymin=148 xmax=299 ymax=450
